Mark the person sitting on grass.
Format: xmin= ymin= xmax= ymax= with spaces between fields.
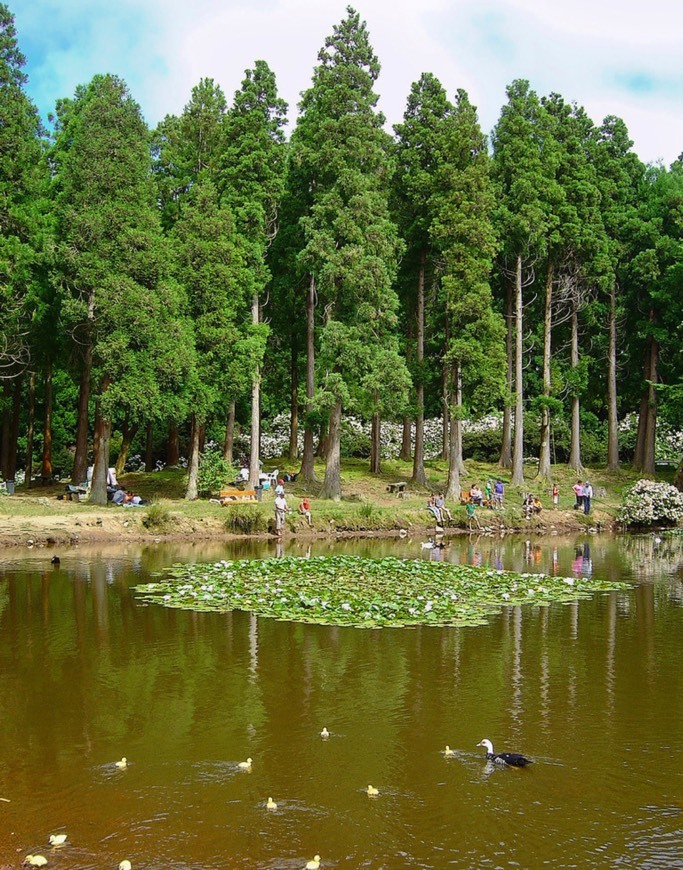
xmin=435 ymin=492 xmax=453 ymax=523
xmin=469 ymin=484 xmax=484 ymax=506
xmin=298 ymin=496 xmax=312 ymax=527
xmin=427 ymin=496 xmax=443 ymax=524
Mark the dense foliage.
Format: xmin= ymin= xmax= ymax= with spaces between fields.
xmin=1 ymin=3 xmax=682 ymax=495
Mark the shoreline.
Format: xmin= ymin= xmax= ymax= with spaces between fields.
xmin=0 ymin=499 xmax=614 ymax=551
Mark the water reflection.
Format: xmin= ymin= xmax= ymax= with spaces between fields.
xmin=0 ymin=534 xmax=682 ymax=868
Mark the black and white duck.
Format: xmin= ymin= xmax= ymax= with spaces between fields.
xmin=477 ymin=738 xmax=533 ymax=768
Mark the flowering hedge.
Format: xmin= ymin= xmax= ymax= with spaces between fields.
xmin=618 ymin=479 xmax=683 ymax=527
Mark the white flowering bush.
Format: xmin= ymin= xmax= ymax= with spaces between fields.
xmin=618 ymin=479 xmax=683 ymax=527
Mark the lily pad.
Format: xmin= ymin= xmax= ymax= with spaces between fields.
xmin=132 ymin=556 xmax=629 ymax=629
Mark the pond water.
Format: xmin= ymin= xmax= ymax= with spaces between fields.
xmin=0 ymin=532 xmax=682 ymax=869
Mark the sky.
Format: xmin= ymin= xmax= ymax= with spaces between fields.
xmin=12 ymin=0 xmax=683 ymax=166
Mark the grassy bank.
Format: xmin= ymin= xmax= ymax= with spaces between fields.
xmin=0 ymin=456 xmax=660 ymax=547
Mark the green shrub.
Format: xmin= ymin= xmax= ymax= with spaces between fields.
xmin=224 ymin=505 xmax=267 ymax=534
xmin=142 ymin=503 xmax=174 ymax=531
xmin=198 ymin=451 xmax=235 ymax=495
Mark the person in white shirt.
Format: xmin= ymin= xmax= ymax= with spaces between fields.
xmin=274 ymin=493 xmax=290 ymax=534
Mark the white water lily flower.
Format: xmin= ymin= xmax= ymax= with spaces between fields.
xmin=502 ymin=593 xmax=510 ymax=600
xmin=341 ymin=603 xmax=351 ymax=611
xmin=163 ymin=594 xmax=171 ymax=601
xmin=528 ymin=589 xmax=536 ymax=595
xmin=564 ymin=578 xmax=575 ymax=586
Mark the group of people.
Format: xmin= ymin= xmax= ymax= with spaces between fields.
xmin=467 ymin=479 xmax=505 ymax=509
xmin=572 ymin=479 xmax=593 ymax=514
xmin=111 ymin=486 xmax=146 ymax=506
xmin=274 ymin=478 xmax=312 ymax=535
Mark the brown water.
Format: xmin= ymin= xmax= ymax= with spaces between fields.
xmin=0 ymin=533 xmax=682 ymax=869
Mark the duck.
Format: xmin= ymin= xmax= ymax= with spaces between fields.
xmin=48 ymin=833 xmax=67 ymax=846
xmin=421 ymin=539 xmax=435 ymax=549
xmin=366 ymin=784 xmax=379 ymax=796
xmin=119 ymin=862 xmax=132 ymax=870
xmin=24 ymin=858 xmax=48 ymax=868
xmin=477 ymin=738 xmax=533 ymax=768
xmin=238 ymin=757 xmax=252 ymax=770
xmin=51 ymin=555 xmax=60 ymax=565
xmin=443 ymin=745 xmax=455 ymax=757
xmin=320 ymin=727 xmax=330 ymax=738
xmin=305 ymin=856 xmax=321 ymax=870
xmin=266 ymin=796 xmax=277 ymax=810
xmin=115 ymin=757 xmax=127 ymax=769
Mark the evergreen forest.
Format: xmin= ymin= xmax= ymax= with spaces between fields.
xmin=1 ymin=4 xmax=682 ymax=504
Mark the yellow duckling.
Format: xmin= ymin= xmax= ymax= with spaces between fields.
xmin=115 ymin=757 xmax=127 ymax=769
xmin=48 ymin=833 xmax=67 ymax=846
xmin=266 ymin=796 xmax=277 ymax=810
xmin=119 ymin=861 xmax=132 ymax=870
xmin=24 ymin=857 xmax=48 ymax=868
xmin=305 ymin=856 xmax=321 ymax=870
xmin=366 ymin=784 xmax=379 ymax=796
xmin=444 ymin=745 xmax=455 ymax=757
xmin=238 ymin=757 xmax=252 ymax=770
xmin=320 ymin=727 xmax=330 ymax=738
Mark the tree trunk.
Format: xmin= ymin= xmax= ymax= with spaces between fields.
xmin=320 ymin=399 xmax=342 ymax=500
xmin=567 ymin=302 xmax=583 ymax=472
xmin=7 ymin=376 xmax=21 ymax=481
xmin=445 ymin=365 xmax=461 ymax=502
xmin=223 ymin=401 xmax=235 ymax=464
xmin=370 ymin=408 xmax=381 ymax=474
xmin=538 ymin=260 xmax=553 ymax=480
xmin=115 ymin=419 xmax=139 ymax=477
xmin=185 ymin=413 xmax=200 ymax=499
xmin=400 ymin=416 xmax=412 ymax=461
xmin=248 ymin=289 xmax=261 ymax=490
xmin=145 ymin=420 xmax=154 ymax=472
xmin=300 ymin=275 xmax=317 ymax=482
xmin=25 ymin=372 xmax=36 ymax=488
xmin=642 ymin=335 xmax=658 ymax=478
xmin=71 ymin=342 xmax=92 ymax=486
xmin=0 ymin=380 xmax=10 ymax=480
xmin=41 ymin=362 xmax=54 ymax=483
xmin=441 ymin=365 xmax=449 ymax=461
xmin=198 ymin=422 xmax=205 ymax=455
xmin=412 ymin=248 xmax=427 ymax=485
xmin=453 ymin=361 xmax=466 ymax=475
xmin=288 ymin=334 xmax=299 ymax=461
xmin=510 ymin=254 xmax=525 ymax=485
xmin=499 ymin=281 xmax=513 ymax=468
xmin=167 ymin=423 xmax=180 ymax=467
xmin=89 ymin=375 xmax=112 ymax=505
xmin=606 ymin=283 xmax=619 ymax=471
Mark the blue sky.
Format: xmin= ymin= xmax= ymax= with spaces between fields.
xmin=13 ymin=0 xmax=683 ymax=165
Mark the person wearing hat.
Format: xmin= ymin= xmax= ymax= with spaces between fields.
xmin=275 ymin=478 xmax=285 ymax=497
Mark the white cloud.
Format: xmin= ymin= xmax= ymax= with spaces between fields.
xmin=15 ymin=0 xmax=683 ymax=165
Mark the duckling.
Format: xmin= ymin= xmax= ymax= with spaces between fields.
xmin=48 ymin=833 xmax=67 ymax=846
xmin=119 ymin=861 xmax=132 ymax=870
xmin=366 ymin=784 xmax=379 ymax=796
xmin=266 ymin=796 xmax=277 ymax=810
xmin=115 ymin=757 xmax=127 ymax=769
xmin=305 ymin=856 xmax=321 ymax=870
xmin=238 ymin=757 xmax=252 ymax=770
xmin=443 ymin=745 xmax=455 ymax=757
xmin=24 ymin=857 xmax=48 ymax=868
xmin=320 ymin=727 xmax=330 ymax=738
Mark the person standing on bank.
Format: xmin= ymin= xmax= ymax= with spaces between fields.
xmin=583 ymin=481 xmax=593 ymax=514
xmin=274 ymin=491 xmax=290 ymax=535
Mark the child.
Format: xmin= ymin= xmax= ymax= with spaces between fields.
xmin=552 ymin=482 xmax=559 ymax=509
